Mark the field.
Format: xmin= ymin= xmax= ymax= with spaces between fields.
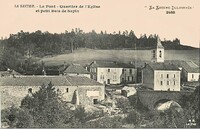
xmin=40 ymin=48 xmax=199 ymax=66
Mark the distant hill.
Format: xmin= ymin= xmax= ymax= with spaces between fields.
xmin=0 ymin=30 xmax=198 ymax=73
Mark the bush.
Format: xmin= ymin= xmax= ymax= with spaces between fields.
xmin=115 ymin=97 xmax=131 ymax=113
xmin=84 ymin=116 xmax=124 ymax=128
xmin=1 ymin=106 xmax=34 ymax=128
xmin=126 ymin=109 xmax=142 ymax=126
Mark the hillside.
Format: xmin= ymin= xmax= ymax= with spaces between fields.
xmin=40 ymin=48 xmax=199 ymax=66
xmin=0 ymin=30 xmax=198 ymax=74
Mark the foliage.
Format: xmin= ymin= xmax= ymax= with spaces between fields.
xmin=128 ymin=95 xmax=138 ymax=108
xmin=84 ymin=116 xmax=124 ymax=128
xmin=20 ymin=82 xmax=74 ymax=128
xmin=74 ymin=106 xmax=87 ymax=123
xmin=0 ymin=29 xmax=195 ymax=74
xmin=147 ymin=108 xmax=187 ymax=128
xmin=1 ymin=30 xmax=188 ymax=59
xmin=85 ymin=110 xmax=105 ymax=121
xmin=115 ymin=97 xmax=131 ymax=113
xmin=126 ymin=109 xmax=142 ymax=126
xmin=1 ymin=106 xmax=34 ymax=128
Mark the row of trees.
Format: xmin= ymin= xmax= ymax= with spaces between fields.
xmin=0 ymin=29 xmax=195 ymax=74
xmin=1 ymin=29 xmax=187 ymax=58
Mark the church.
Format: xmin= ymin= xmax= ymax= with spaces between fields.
xmin=142 ymin=36 xmax=181 ymax=91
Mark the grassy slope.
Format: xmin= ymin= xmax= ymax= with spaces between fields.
xmin=40 ymin=48 xmax=199 ymax=66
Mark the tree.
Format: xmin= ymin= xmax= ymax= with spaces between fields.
xmin=115 ymin=97 xmax=131 ymax=113
xmin=126 ymin=109 xmax=142 ymax=126
xmin=74 ymin=106 xmax=87 ymax=123
xmin=148 ymin=108 xmax=187 ymax=128
xmin=1 ymin=106 xmax=34 ymax=128
xmin=190 ymin=86 xmax=200 ymax=127
xmin=20 ymin=82 xmax=74 ymax=128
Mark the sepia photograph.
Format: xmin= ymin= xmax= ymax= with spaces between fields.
xmin=0 ymin=0 xmax=199 ymax=128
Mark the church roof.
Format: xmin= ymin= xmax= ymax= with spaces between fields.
xmin=156 ymin=36 xmax=164 ymax=49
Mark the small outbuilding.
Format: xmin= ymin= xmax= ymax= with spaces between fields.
xmin=121 ymin=86 xmax=137 ymax=97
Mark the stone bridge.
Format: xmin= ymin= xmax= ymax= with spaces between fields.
xmin=137 ymin=90 xmax=192 ymax=110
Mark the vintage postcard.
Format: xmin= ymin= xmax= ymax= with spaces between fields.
xmin=0 ymin=0 xmax=199 ymax=128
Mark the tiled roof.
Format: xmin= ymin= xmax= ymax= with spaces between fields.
xmin=66 ymin=76 xmax=102 ymax=86
xmin=165 ymin=60 xmax=199 ymax=73
xmin=156 ymin=37 xmax=164 ymax=49
xmin=0 ymin=76 xmax=102 ymax=86
xmin=64 ymin=64 xmax=90 ymax=74
xmin=147 ymin=63 xmax=180 ymax=71
xmin=90 ymin=61 xmax=135 ymax=68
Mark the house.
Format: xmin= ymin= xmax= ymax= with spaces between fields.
xmin=166 ymin=60 xmax=199 ymax=82
xmin=121 ymin=86 xmax=137 ymax=97
xmin=0 ymin=76 xmax=105 ymax=109
xmin=62 ymin=64 xmax=91 ymax=78
xmin=87 ymin=61 xmax=137 ymax=85
xmin=142 ymin=36 xmax=181 ymax=91
xmin=142 ymin=63 xmax=181 ymax=91
xmin=0 ymin=69 xmax=21 ymax=77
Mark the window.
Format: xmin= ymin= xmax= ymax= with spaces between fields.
xmin=161 ymin=74 xmax=163 ymax=78
xmin=159 ymin=50 xmax=162 ymax=58
xmin=130 ymin=69 xmax=132 ymax=74
xmin=107 ymin=79 xmax=110 ymax=84
xmin=153 ymin=50 xmax=156 ymax=58
xmin=192 ymin=74 xmax=194 ymax=78
xmin=160 ymin=81 xmax=163 ymax=85
xmin=28 ymin=88 xmax=32 ymax=94
xmin=174 ymin=81 xmax=176 ymax=85
xmin=93 ymin=99 xmax=98 ymax=104
xmin=167 ymin=81 xmax=170 ymax=85
xmin=122 ymin=69 xmax=125 ymax=74
xmin=108 ymin=69 xmax=110 ymax=72
xmin=66 ymin=88 xmax=69 ymax=93
xmin=174 ymin=74 xmax=176 ymax=78
xmin=167 ymin=74 xmax=169 ymax=78
xmin=128 ymin=76 xmax=130 ymax=81
xmin=122 ymin=78 xmax=125 ymax=82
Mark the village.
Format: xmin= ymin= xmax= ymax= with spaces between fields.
xmin=0 ymin=36 xmax=199 ymax=128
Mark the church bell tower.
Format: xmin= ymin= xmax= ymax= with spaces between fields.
xmin=151 ymin=36 xmax=164 ymax=63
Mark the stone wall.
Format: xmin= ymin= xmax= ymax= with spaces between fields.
xmin=1 ymin=85 xmax=105 ymax=109
xmin=137 ymin=90 xmax=192 ymax=110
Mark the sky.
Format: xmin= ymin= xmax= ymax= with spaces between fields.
xmin=0 ymin=0 xmax=199 ymax=47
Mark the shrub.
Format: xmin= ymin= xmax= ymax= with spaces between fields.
xmin=1 ymin=106 xmax=34 ymax=128
xmin=126 ymin=109 xmax=141 ymax=126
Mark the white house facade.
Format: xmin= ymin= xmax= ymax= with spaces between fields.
xmin=143 ymin=63 xmax=181 ymax=91
xmin=87 ymin=61 xmax=137 ymax=85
